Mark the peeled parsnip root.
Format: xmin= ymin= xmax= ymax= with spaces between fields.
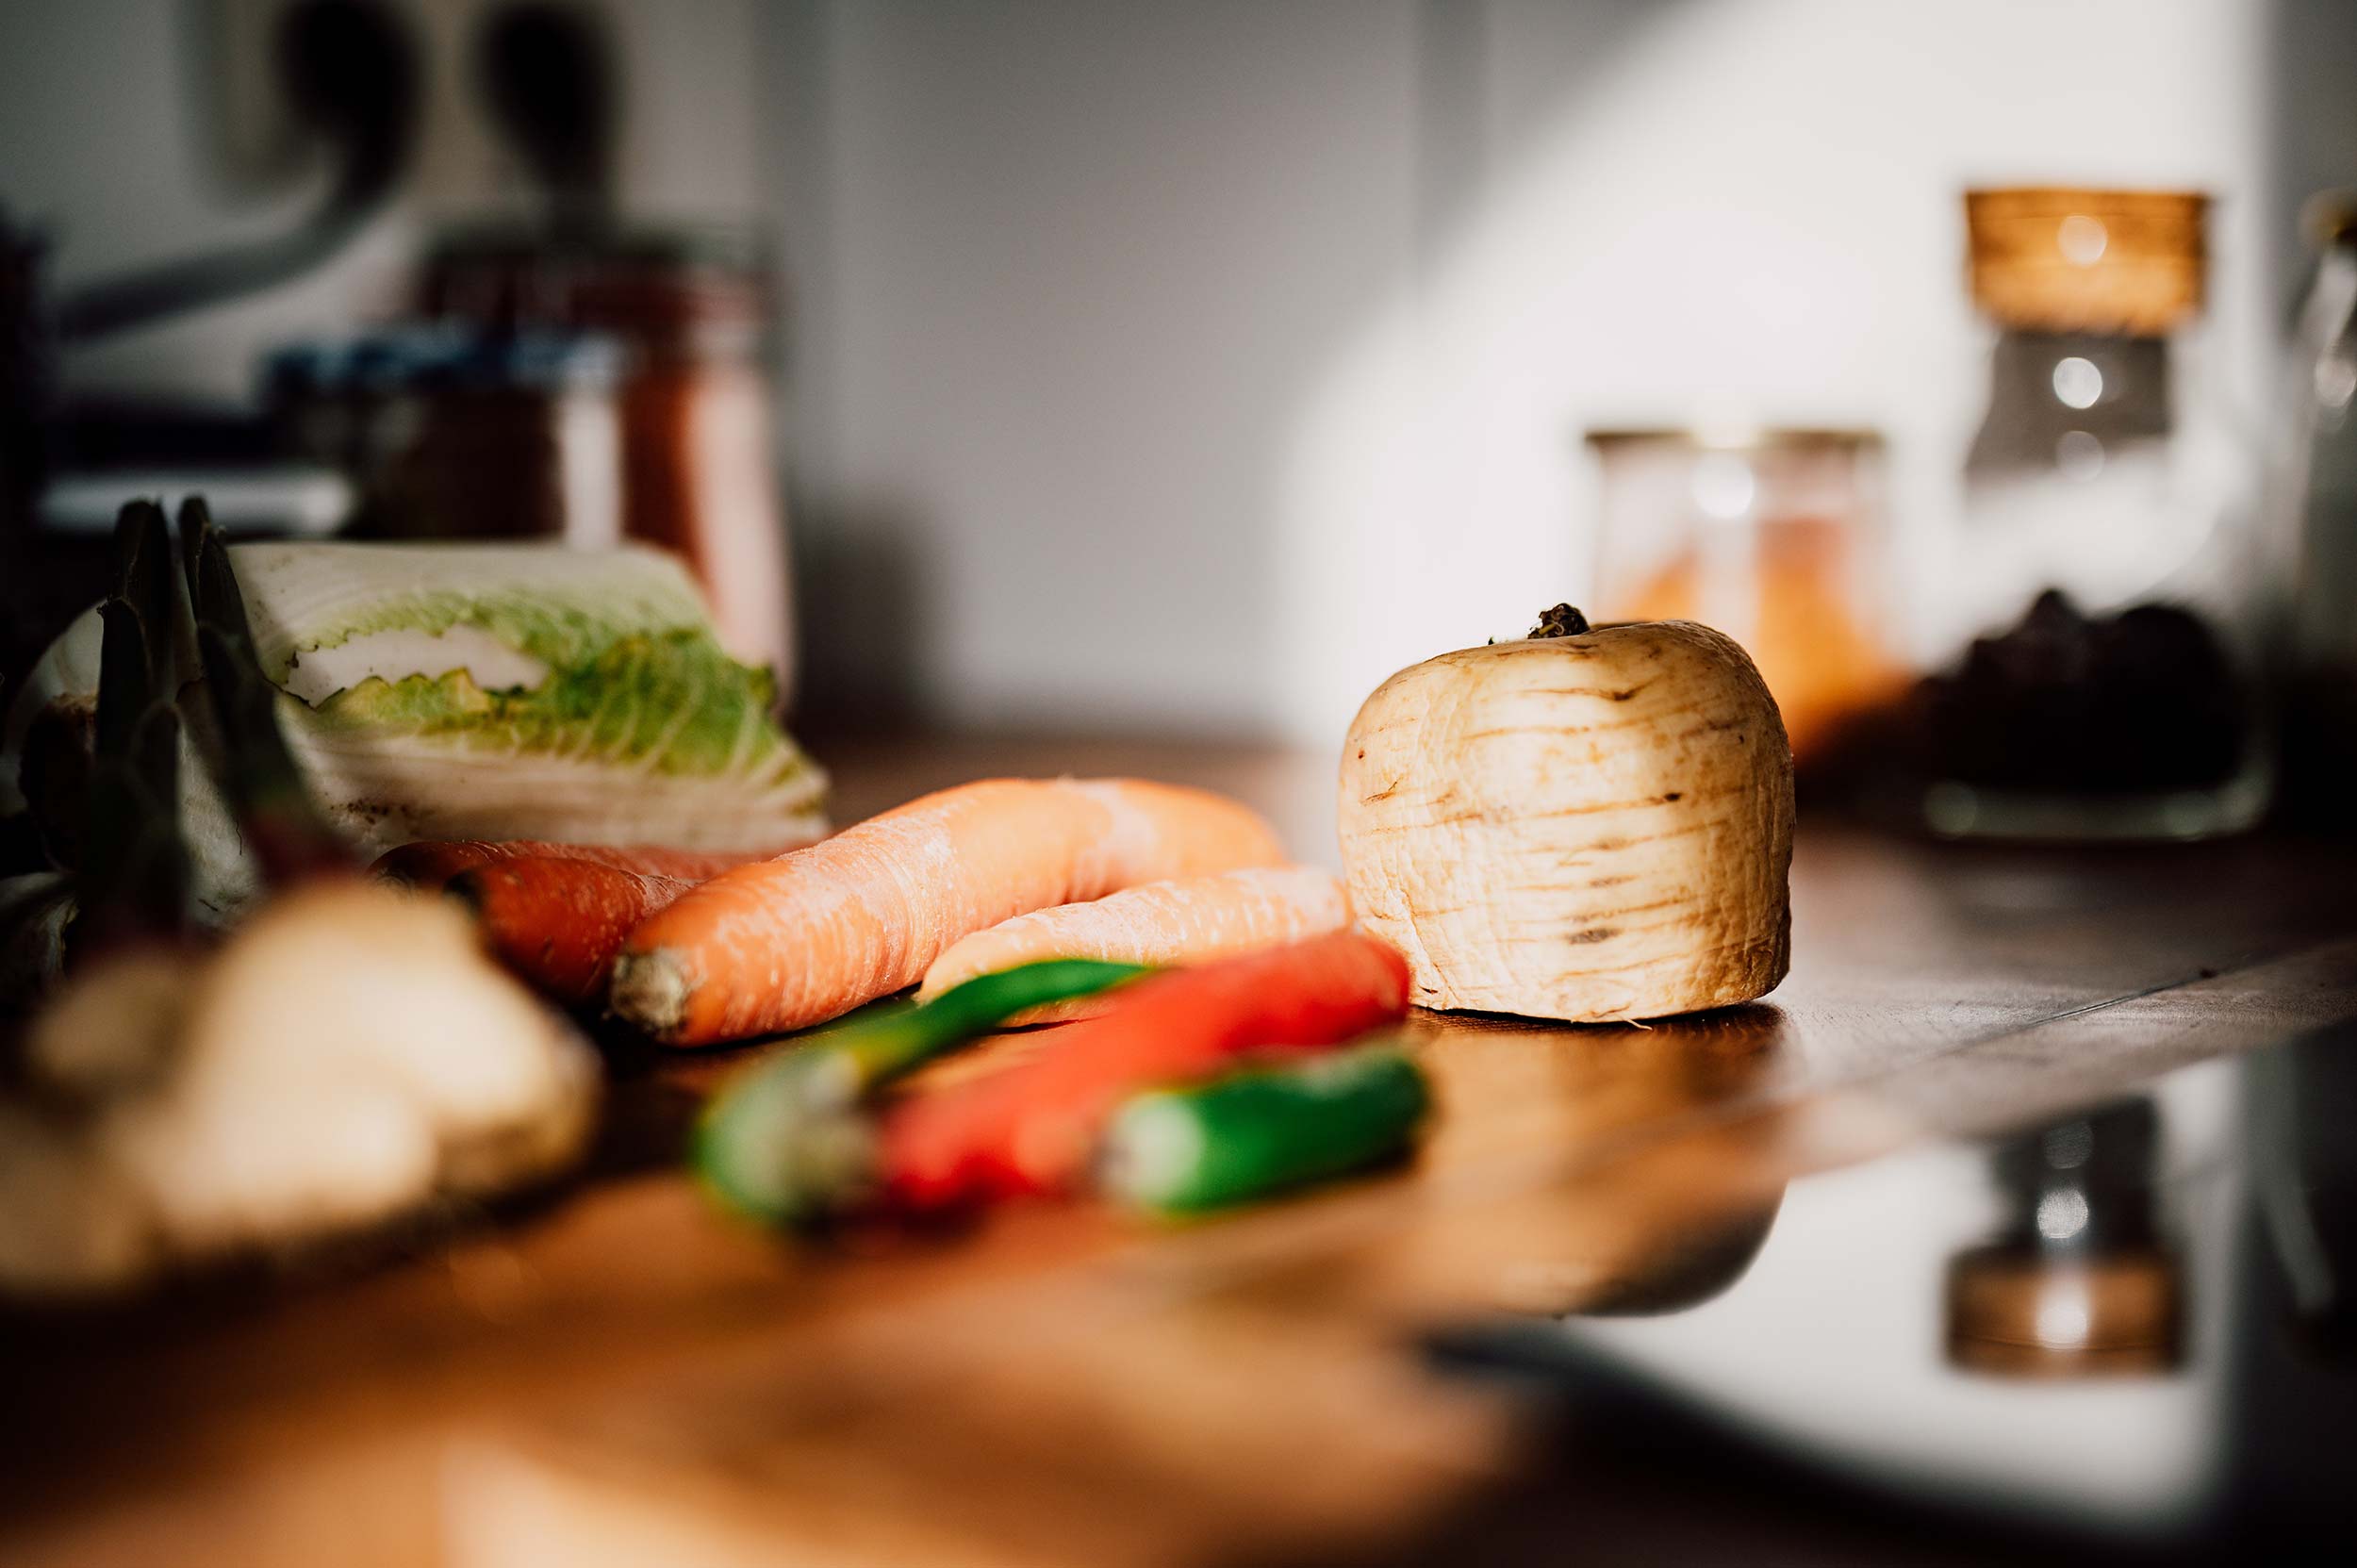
xmin=1337 ymin=607 xmax=1792 ymax=1023
xmin=103 ymin=880 xmax=600 ymax=1263
xmin=0 ymin=878 xmax=602 ymax=1296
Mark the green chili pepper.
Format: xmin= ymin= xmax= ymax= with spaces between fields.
xmin=694 ymin=958 xmax=1148 ymax=1225
xmin=1098 ymin=1040 xmax=1428 ymax=1215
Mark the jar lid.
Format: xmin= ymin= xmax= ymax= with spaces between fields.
xmin=1966 ymin=188 xmax=2208 ymax=335
xmin=263 ymin=325 xmax=624 ymax=397
xmin=419 ymin=222 xmax=772 ymax=345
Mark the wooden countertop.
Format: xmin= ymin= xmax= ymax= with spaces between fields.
xmin=5 ymin=735 xmax=2355 ymax=1567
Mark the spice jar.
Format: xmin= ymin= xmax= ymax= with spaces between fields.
xmin=1910 ymin=190 xmax=2268 ymax=840
xmin=266 ymin=326 xmax=624 ymax=545
xmin=1588 ymin=427 xmax=1905 ymax=775
xmin=420 ymin=226 xmax=793 ymax=691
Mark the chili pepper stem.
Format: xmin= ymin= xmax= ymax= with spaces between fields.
xmin=693 ymin=1047 xmax=877 ymax=1223
xmin=1097 ymin=1095 xmax=1205 ymax=1208
xmin=693 ymin=959 xmax=1148 ymax=1226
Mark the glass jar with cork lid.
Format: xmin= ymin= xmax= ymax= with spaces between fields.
xmin=1910 ymin=189 xmax=2268 ymax=840
xmin=1587 ymin=426 xmax=1906 ymax=784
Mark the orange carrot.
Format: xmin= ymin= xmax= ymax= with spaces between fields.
xmin=609 ymin=778 xmax=1286 ymax=1046
xmin=879 ymin=930 xmax=1411 ymax=1209
xmin=915 ymin=866 xmax=1351 ymax=1019
xmin=371 ymin=839 xmax=781 ymax=893
xmin=450 ymin=857 xmax=701 ymax=1004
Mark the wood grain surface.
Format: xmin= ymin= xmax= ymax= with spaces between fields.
xmin=4 ymin=736 xmax=2354 ymax=1567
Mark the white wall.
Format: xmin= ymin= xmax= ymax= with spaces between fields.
xmin=5 ymin=3 xmax=2329 ymax=744
xmin=771 ymin=0 xmax=1426 ymax=734
xmin=772 ymin=0 xmax=2286 ymax=744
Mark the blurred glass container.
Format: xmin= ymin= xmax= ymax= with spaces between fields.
xmin=268 ymin=326 xmax=623 ymax=545
xmin=1946 ymin=1100 xmax=2181 ymax=1378
xmin=2273 ymin=192 xmax=2357 ymax=828
xmin=419 ymin=225 xmax=793 ymax=692
xmin=1588 ymin=427 xmax=1905 ymax=773
xmin=1912 ymin=190 xmax=2267 ymax=840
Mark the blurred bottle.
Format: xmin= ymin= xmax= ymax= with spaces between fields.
xmin=1588 ymin=428 xmax=1906 ymax=779
xmin=2272 ymin=193 xmax=2357 ymax=829
xmin=419 ymin=226 xmax=794 ymax=696
xmin=1909 ymin=190 xmax=2269 ymax=840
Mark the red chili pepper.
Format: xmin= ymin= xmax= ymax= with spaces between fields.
xmin=877 ymin=929 xmax=1411 ymax=1209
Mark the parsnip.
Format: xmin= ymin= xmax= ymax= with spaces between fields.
xmin=101 ymin=880 xmax=599 ymax=1259
xmin=1337 ymin=607 xmax=1792 ymax=1022
xmin=0 ymin=882 xmax=601 ymax=1296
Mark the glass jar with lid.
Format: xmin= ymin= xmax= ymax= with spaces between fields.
xmin=1910 ymin=189 xmax=2268 ymax=839
xmin=1588 ymin=426 xmax=1905 ymax=782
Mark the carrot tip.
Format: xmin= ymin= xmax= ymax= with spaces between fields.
xmin=610 ymin=948 xmax=693 ymax=1040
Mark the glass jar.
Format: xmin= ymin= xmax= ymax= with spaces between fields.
xmin=1910 ymin=190 xmax=2268 ymax=840
xmin=1945 ymin=1099 xmax=2180 ymax=1378
xmin=1588 ymin=427 xmax=1906 ymax=778
xmin=266 ymin=326 xmax=625 ymax=545
xmin=419 ymin=225 xmax=794 ymax=695
xmin=2274 ymin=193 xmax=2357 ymax=827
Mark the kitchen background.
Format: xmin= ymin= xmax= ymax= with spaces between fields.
xmin=4 ymin=0 xmax=2354 ymax=746
xmin=5 ymin=13 xmax=2357 ymax=1557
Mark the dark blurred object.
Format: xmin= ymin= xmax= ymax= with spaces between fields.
xmin=0 ymin=207 xmax=55 ymax=534
xmin=1947 ymin=1099 xmax=2182 ymax=1377
xmin=3 ymin=0 xmax=421 ymax=701
xmin=2213 ymin=1023 xmax=2357 ymax=1547
xmin=2250 ymin=1024 xmax=2357 ymax=1356
xmin=8 ymin=463 xmax=354 ymax=732
xmin=0 ymin=207 xmax=61 ymax=692
xmin=1588 ymin=428 xmax=1905 ymax=780
xmin=1913 ymin=190 xmax=2268 ymax=841
xmin=55 ymin=0 xmax=420 ymax=342
xmin=267 ymin=325 xmax=620 ymax=542
xmin=476 ymin=1 xmax=616 ymax=228
xmin=2273 ymin=192 xmax=2357 ymax=830
xmin=1416 ymin=1331 xmax=2160 ymax=1568
xmin=420 ymin=227 xmax=793 ymax=687
xmin=1916 ymin=589 xmax=2246 ymax=797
